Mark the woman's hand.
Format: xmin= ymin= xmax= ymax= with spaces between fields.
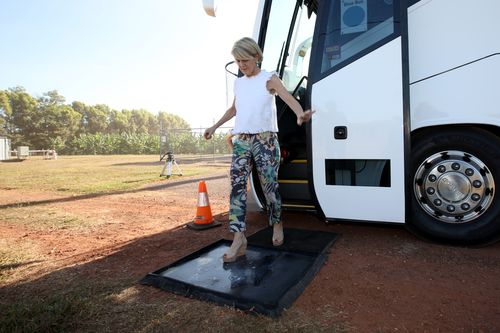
xmin=225 ymin=133 xmax=234 ymax=150
xmin=204 ymin=127 xmax=215 ymax=140
xmin=297 ymin=109 xmax=314 ymax=126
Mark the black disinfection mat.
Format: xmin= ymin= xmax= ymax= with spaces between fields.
xmin=140 ymin=228 xmax=339 ymax=317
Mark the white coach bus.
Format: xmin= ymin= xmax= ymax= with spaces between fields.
xmin=204 ymin=0 xmax=500 ymax=245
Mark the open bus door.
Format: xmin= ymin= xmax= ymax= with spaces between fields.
xmin=308 ymin=0 xmax=410 ymax=223
xmin=203 ymin=0 xmax=500 ymax=244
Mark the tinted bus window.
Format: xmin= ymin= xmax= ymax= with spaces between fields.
xmin=318 ymin=0 xmax=399 ymax=74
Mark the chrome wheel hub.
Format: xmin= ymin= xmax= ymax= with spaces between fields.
xmin=414 ymin=150 xmax=495 ymax=223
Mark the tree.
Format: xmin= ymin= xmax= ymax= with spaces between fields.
xmin=3 ymin=87 xmax=38 ymax=146
xmin=158 ymin=112 xmax=190 ymax=131
xmin=0 ymin=87 xmax=195 ymax=154
xmin=38 ymin=90 xmax=65 ymax=106
xmin=0 ymin=90 xmax=12 ymax=136
xmin=72 ymin=101 xmax=110 ymax=134
xmin=108 ymin=109 xmax=130 ymax=134
xmin=31 ymin=90 xmax=81 ymax=149
xmin=129 ymin=109 xmax=153 ymax=134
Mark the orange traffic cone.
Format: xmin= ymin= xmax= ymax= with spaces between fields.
xmin=187 ymin=180 xmax=222 ymax=230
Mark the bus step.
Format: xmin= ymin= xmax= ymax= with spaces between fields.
xmin=279 ymin=160 xmax=308 ymax=179
xmin=282 ymin=200 xmax=316 ymax=211
xmin=279 ymin=180 xmax=311 ymax=202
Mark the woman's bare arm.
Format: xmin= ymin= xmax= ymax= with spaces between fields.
xmin=266 ymin=75 xmax=313 ymax=125
xmin=204 ymin=98 xmax=236 ymax=139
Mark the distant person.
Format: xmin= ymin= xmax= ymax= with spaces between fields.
xmin=204 ymin=37 xmax=313 ymax=262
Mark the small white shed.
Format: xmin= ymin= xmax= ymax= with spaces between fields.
xmin=0 ymin=136 xmax=11 ymax=160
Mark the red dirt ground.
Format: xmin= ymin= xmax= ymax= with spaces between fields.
xmin=1 ymin=173 xmax=499 ymax=332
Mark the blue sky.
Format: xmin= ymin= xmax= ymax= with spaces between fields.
xmin=0 ymin=0 xmax=258 ymax=127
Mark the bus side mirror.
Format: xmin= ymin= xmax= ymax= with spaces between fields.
xmin=202 ymin=0 xmax=217 ymax=17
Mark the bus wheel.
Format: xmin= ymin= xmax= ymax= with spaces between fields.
xmin=409 ymin=127 xmax=500 ymax=245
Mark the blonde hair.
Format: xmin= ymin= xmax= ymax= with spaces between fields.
xmin=231 ymin=37 xmax=263 ymax=62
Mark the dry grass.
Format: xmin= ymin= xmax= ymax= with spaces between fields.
xmin=1 ymin=284 xmax=346 ymax=333
xmin=0 ymin=238 xmax=44 ymax=284
xmin=1 ymin=206 xmax=106 ymax=232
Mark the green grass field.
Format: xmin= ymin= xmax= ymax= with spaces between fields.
xmin=0 ymin=154 xmax=227 ymax=194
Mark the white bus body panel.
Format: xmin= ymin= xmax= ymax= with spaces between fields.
xmin=311 ymin=39 xmax=406 ymax=223
xmin=408 ymin=0 xmax=500 ymax=130
xmin=410 ymin=55 xmax=500 ymax=130
xmin=408 ymin=0 xmax=500 ymax=83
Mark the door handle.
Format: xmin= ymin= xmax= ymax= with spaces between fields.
xmin=334 ymin=126 xmax=347 ymax=139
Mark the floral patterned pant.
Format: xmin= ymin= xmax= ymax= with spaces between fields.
xmin=228 ymin=132 xmax=281 ymax=232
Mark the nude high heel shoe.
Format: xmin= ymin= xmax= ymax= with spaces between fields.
xmin=223 ymin=234 xmax=247 ymax=263
xmin=272 ymin=222 xmax=284 ymax=246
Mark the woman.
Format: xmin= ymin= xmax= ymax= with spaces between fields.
xmin=204 ymin=37 xmax=313 ymax=262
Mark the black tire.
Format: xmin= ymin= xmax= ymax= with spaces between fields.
xmin=408 ymin=127 xmax=500 ymax=245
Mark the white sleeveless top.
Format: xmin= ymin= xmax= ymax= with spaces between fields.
xmin=232 ymin=70 xmax=278 ymax=134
